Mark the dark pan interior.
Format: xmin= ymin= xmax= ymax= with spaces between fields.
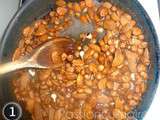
xmin=0 ymin=0 xmax=159 ymax=119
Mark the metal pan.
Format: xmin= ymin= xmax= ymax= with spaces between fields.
xmin=0 ymin=0 xmax=159 ymax=119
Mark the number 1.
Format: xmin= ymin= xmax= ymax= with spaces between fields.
xmin=10 ymin=107 xmax=16 ymax=117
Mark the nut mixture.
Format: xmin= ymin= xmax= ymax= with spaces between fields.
xmin=12 ymin=0 xmax=150 ymax=120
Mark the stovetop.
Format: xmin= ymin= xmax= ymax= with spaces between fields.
xmin=0 ymin=0 xmax=159 ymax=120
xmin=0 ymin=0 xmax=26 ymax=40
xmin=0 ymin=0 xmax=19 ymax=39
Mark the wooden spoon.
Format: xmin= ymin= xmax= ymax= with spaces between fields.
xmin=0 ymin=37 xmax=75 ymax=75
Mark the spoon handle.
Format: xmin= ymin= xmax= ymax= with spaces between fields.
xmin=0 ymin=60 xmax=28 ymax=75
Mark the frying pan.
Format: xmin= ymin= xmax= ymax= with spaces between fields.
xmin=0 ymin=0 xmax=159 ymax=119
